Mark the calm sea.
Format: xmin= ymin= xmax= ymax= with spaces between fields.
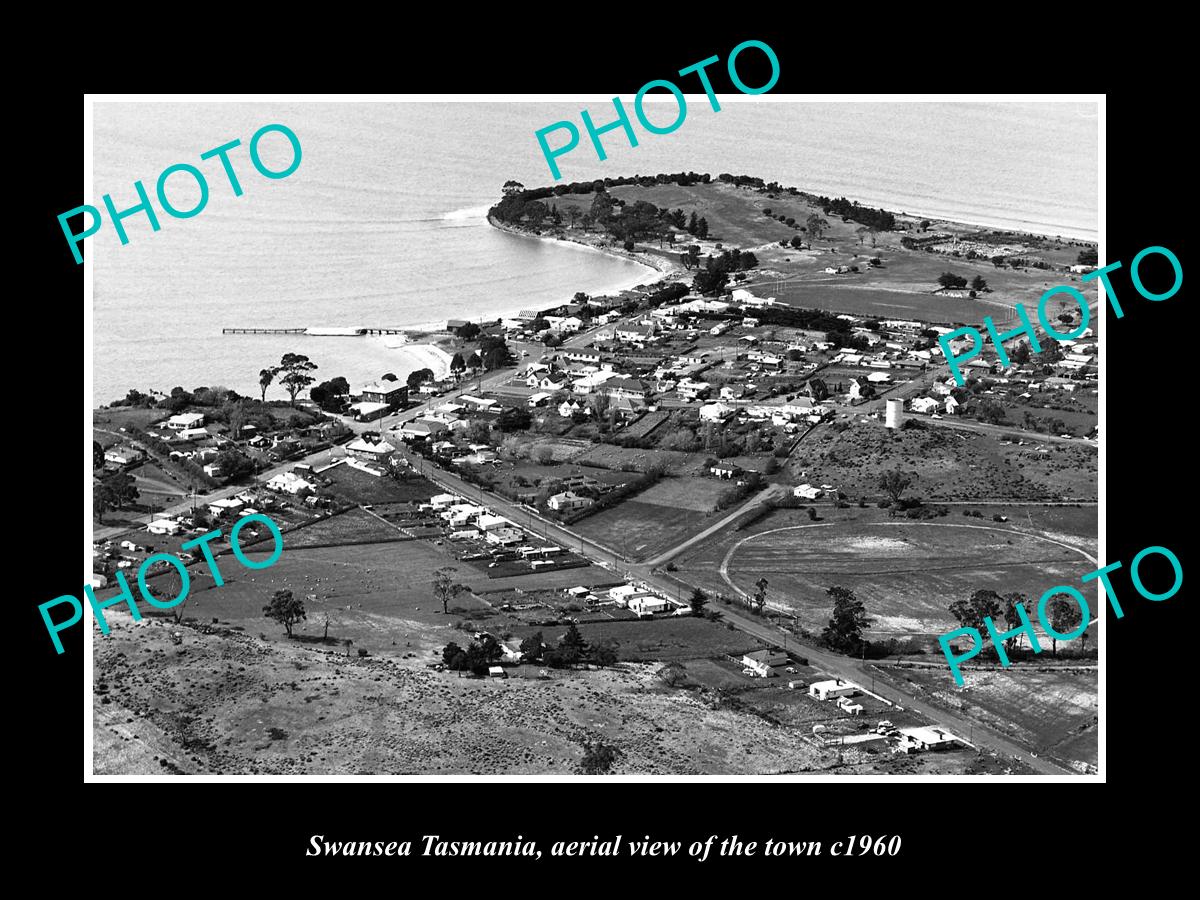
xmin=91 ymin=101 xmax=1097 ymax=403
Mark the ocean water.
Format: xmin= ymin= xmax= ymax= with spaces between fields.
xmin=91 ymin=100 xmax=1097 ymax=403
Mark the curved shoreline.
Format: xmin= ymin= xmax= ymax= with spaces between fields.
xmin=487 ymin=215 xmax=685 ymax=291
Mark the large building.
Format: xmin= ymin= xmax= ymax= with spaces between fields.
xmin=359 ymin=381 xmax=407 ymax=409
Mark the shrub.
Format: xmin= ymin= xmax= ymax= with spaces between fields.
xmin=578 ymin=740 xmax=622 ymax=775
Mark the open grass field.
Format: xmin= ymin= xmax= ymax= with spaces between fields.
xmin=575 ymin=500 xmax=709 ymax=561
xmin=130 ymin=538 xmax=497 ymax=662
xmin=634 ymin=476 xmax=730 ymax=513
xmin=720 ymin=518 xmax=1095 ymax=635
xmin=94 ymin=406 xmax=168 ymax=433
xmin=322 ymin=465 xmax=437 ymax=506
xmin=280 ymin=507 xmax=405 ymax=548
xmin=874 ymin=663 xmax=1097 ymax=768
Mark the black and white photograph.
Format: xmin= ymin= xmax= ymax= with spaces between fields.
xmin=82 ymin=95 xmax=1103 ymax=779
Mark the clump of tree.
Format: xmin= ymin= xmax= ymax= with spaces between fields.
xmin=213 ymin=448 xmax=256 ymax=481
xmin=878 ymin=469 xmax=914 ymax=515
xmin=310 ymin=376 xmax=350 ymax=413
xmin=819 ymin=586 xmax=874 ymax=655
xmin=263 ymin=589 xmax=306 ymax=638
xmin=94 ymin=471 xmax=140 ymax=523
xmin=407 ymin=367 xmax=434 ymax=389
xmin=937 ymin=272 xmax=968 ymax=290
xmin=442 ymin=634 xmax=503 ymax=676
xmin=692 ymin=248 xmax=759 ymax=295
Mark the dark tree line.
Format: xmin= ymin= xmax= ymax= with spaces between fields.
xmin=814 ymin=196 xmax=897 ymax=231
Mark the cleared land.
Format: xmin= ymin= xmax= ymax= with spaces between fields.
xmin=873 ymin=663 xmax=1098 ymax=770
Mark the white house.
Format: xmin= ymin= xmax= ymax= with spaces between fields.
xmin=104 ymin=445 xmax=144 ymax=466
xmin=558 ymin=399 xmax=585 ymax=418
xmin=167 ymin=412 xmax=205 ymax=430
xmin=476 ymin=513 xmax=511 ymax=532
xmin=911 ymin=397 xmax=940 ymax=414
xmin=793 ymin=484 xmax=822 ymax=500
xmin=699 ymin=402 xmax=735 ymax=422
xmin=944 ymin=396 xmax=961 ymax=415
xmin=896 ymin=726 xmax=959 ymax=753
xmin=429 ymin=493 xmax=458 ymax=509
xmin=146 ymin=517 xmax=183 ymax=536
xmin=266 ymin=471 xmax=316 ymax=495
xmin=607 ymin=583 xmax=643 ymax=605
xmin=400 ymin=418 xmax=448 ymax=439
xmin=605 ymin=377 xmax=649 ymax=400
xmin=346 ymin=437 xmax=396 ymax=463
xmin=548 ymin=491 xmax=593 ymax=512
xmin=485 ymin=527 xmax=524 ymax=546
xmin=459 ymin=395 xmax=499 ymax=412
xmin=207 ymin=497 xmax=244 ymax=518
xmin=808 ymin=679 xmax=859 ymax=701
xmin=629 ymin=595 xmax=669 ymax=617
xmin=742 ymin=649 xmax=788 ymax=677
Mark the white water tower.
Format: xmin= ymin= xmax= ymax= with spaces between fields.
xmin=885 ymin=399 xmax=904 ymax=429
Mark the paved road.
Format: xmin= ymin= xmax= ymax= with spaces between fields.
xmin=641 ymin=483 xmax=788 ymax=568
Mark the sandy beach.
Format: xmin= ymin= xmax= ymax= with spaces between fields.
xmin=378 ymin=338 xmax=454 ymax=380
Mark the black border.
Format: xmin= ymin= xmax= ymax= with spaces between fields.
xmin=26 ymin=27 xmax=1189 ymax=875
